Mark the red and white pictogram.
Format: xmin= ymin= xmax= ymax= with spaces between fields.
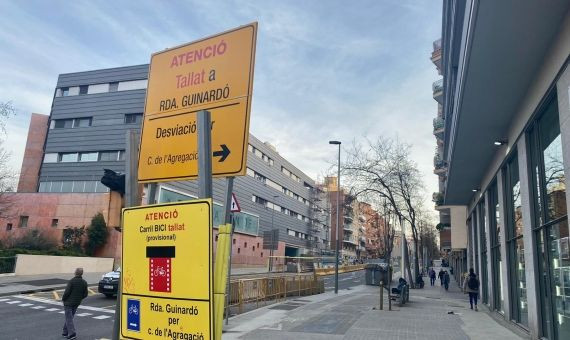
xmin=149 ymin=258 xmax=171 ymax=293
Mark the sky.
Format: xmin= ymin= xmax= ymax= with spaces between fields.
xmin=0 ymin=0 xmax=442 ymax=215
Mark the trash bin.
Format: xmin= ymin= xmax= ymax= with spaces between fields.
xmin=364 ymin=264 xmax=380 ymax=285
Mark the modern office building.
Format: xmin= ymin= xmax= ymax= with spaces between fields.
xmin=439 ymin=1 xmax=570 ymax=339
xmin=1 ymin=64 xmax=330 ymax=267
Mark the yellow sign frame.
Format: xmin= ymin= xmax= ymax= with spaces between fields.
xmin=120 ymin=200 xmax=213 ymax=340
xmin=138 ymin=23 xmax=257 ymax=183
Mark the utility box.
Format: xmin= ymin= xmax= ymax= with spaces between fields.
xmin=365 ymin=264 xmax=392 ymax=286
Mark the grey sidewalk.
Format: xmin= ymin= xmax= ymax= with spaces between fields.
xmin=223 ymin=273 xmax=526 ymax=339
xmin=0 ymin=272 xmax=106 ymax=297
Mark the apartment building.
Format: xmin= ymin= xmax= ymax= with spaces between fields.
xmin=439 ymin=1 xmax=570 ymax=339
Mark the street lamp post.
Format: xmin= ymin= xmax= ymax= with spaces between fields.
xmin=329 ymin=140 xmax=341 ymax=294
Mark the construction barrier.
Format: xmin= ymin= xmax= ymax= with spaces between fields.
xmin=314 ymin=264 xmax=365 ymax=276
xmin=227 ymin=274 xmax=325 ymax=314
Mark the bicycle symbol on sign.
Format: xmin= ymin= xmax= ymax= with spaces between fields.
xmin=154 ymin=266 xmax=167 ymax=277
xmin=128 ymin=304 xmax=139 ymax=315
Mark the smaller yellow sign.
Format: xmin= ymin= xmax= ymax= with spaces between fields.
xmin=121 ymin=200 xmax=213 ymax=340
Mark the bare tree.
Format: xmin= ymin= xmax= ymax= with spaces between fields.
xmin=343 ymin=136 xmax=427 ymax=286
xmin=0 ymin=101 xmax=16 ymax=219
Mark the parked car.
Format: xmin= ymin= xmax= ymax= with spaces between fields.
xmin=98 ymin=267 xmax=120 ymax=298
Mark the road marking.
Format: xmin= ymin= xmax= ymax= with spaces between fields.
xmin=88 ymin=288 xmax=97 ymax=295
xmin=0 ymin=298 xmax=10 ymax=302
xmin=45 ymin=308 xmax=59 ymax=312
xmin=58 ymin=311 xmax=65 ymax=314
xmin=17 ymin=295 xmax=115 ymax=314
xmin=31 ymin=306 xmax=46 ymax=309
xmin=18 ymin=303 xmax=33 ymax=307
xmin=93 ymin=315 xmax=111 ymax=320
xmin=6 ymin=300 xmax=21 ymax=304
xmin=76 ymin=312 xmax=93 ymax=317
xmin=53 ymin=291 xmax=60 ymax=300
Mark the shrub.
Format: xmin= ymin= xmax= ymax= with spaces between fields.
xmin=61 ymin=226 xmax=85 ymax=253
xmin=11 ymin=229 xmax=57 ymax=251
xmin=85 ymin=213 xmax=108 ymax=256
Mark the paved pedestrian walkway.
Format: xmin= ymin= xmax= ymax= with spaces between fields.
xmin=223 ymin=271 xmax=526 ymax=339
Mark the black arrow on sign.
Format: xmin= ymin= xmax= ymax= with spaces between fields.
xmin=213 ymin=144 xmax=230 ymax=162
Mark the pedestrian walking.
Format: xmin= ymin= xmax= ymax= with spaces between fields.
xmin=438 ymin=268 xmax=444 ymax=286
xmin=443 ymin=271 xmax=450 ymax=291
xmin=62 ymin=268 xmax=88 ymax=339
xmin=429 ymin=268 xmax=436 ymax=286
xmin=463 ymin=268 xmax=480 ymax=311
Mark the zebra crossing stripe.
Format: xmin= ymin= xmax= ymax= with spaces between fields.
xmin=18 ymin=303 xmax=33 ymax=307
xmin=31 ymin=306 xmax=46 ymax=309
xmin=93 ymin=315 xmax=111 ymax=320
xmin=76 ymin=312 xmax=93 ymax=317
xmin=0 ymin=298 xmax=10 ymax=302
xmin=6 ymin=300 xmax=21 ymax=304
xmin=45 ymin=308 xmax=59 ymax=312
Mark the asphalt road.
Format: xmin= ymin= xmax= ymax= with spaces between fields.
xmin=322 ymin=269 xmax=366 ymax=291
xmin=1 ymin=285 xmax=114 ymax=340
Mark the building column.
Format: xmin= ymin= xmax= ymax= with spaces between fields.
xmin=517 ymin=136 xmax=540 ymax=338
xmin=496 ymin=168 xmax=511 ymax=320
xmin=556 ymin=66 xmax=570 ymax=216
xmin=484 ymin=191 xmax=494 ymax=308
xmin=475 ymin=203 xmax=483 ymax=286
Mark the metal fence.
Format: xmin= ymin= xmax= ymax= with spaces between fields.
xmin=227 ymin=274 xmax=324 ymax=314
xmin=0 ymin=257 xmax=16 ymax=274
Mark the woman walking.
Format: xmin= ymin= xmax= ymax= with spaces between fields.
xmin=462 ymin=268 xmax=480 ymax=311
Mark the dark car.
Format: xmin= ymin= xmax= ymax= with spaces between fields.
xmin=98 ymin=268 xmax=120 ymax=298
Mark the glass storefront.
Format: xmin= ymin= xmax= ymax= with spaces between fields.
xmin=529 ymin=94 xmax=568 ymax=339
xmin=490 ymin=181 xmax=504 ymax=312
xmin=480 ymin=199 xmax=489 ymax=304
xmin=505 ymin=155 xmax=528 ymax=327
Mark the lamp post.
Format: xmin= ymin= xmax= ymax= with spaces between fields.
xmin=329 ymin=140 xmax=341 ymax=294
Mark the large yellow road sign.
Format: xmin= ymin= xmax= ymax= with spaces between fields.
xmin=138 ymin=23 xmax=257 ymax=183
xmin=120 ymin=200 xmax=213 ymax=340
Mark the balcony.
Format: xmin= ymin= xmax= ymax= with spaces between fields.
xmin=344 ymin=225 xmax=354 ymax=232
xmin=343 ymin=236 xmax=358 ymax=245
xmin=431 ymin=39 xmax=442 ymax=71
xmin=433 ymin=156 xmax=447 ymax=175
xmin=359 ymin=236 xmax=366 ymax=243
xmin=432 ymin=192 xmax=443 ymax=206
xmin=433 ymin=79 xmax=443 ymax=104
xmin=433 ymin=117 xmax=444 ymax=138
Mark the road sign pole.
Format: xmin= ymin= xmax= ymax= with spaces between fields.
xmin=198 ymin=110 xmax=213 ymax=199
xmin=113 ymin=129 xmax=140 ymax=340
xmin=223 ymin=177 xmax=234 ymax=325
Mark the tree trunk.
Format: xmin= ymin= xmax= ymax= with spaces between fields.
xmin=413 ymin=238 xmax=420 ymax=280
xmin=404 ymin=238 xmax=414 ymax=288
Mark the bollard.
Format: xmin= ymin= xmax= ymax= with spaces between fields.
xmin=380 ymin=281 xmax=384 ymax=310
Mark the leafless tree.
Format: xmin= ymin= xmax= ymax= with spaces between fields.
xmin=0 ymin=101 xmax=16 ymax=219
xmin=343 ymin=136 xmax=427 ymax=286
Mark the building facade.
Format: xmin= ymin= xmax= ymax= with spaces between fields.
xmin=1 ymin=65 xmax=330 ymax=267
xmin=439 ymin=1 xmax=570 ymax=339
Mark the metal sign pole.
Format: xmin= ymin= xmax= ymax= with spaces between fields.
xmin=197 ymin=110 xmax=213 ymax=199
xmin=112 ymin=129 xmax=140 ymax=340
xmin=224 ymin=177 xmax=234 ymax=325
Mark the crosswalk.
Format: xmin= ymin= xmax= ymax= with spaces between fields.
xmin=0 ymin=296 xmax=113 ymax=321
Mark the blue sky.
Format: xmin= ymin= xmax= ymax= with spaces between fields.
xmin=0 ymin=0 xmax=442 ymax=209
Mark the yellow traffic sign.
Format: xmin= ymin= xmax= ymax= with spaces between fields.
xmin=138 ymin=23 xmax=257 ymax=183
xmin=120 ymin=200 xmax=213 ymax=340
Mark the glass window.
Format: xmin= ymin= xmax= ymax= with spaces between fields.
xmin=6 ymin=223 xmax=12 ymax=231
xmin=84 ymin=181 xmax=96 ymax=192
xmin=74 ymin=117 xmax=92 ymax=128
xmin=158 ymin=187 xmax=194 ymax=203
xmin=94 ymin=182 xmax=109 ymax=193
xmin=72 ymin=181 xmax=85 ymax=192
xmin=50 ymin=181 xmax=63 ymax=193
xmin=480 ymin=199 xmax=489 ymax=304
xmin=109 ymin=82 xmax=119 ymax=92
xmin=18 ymin=216 xmax=28 ymax=228
xmin=530 ymin=95 xmax=569 ymax=339
xmin=118 ymin=150 xmax=125 ymax=161
xmin=38 ymin=182 xmax=49 ymax=192
xmin=43 ymin=153 xmax=58 ymax=163
xmin=61 ymin=87 xmax=69 ymax=96
xmin=79 ymin=152 xmax=98 ymax=162
xmin=51 ymin=219 xmax=59 ymax=228
xmin=60 ymin=153 xmax=78 ymax=162
xmin=79 ymin=85 xmax=88 ymax=95
xmin=54 ymin=119 xmax=73 ymax=129
xmin=125 ymin=113 xmax=142 ymax=124
xmin=490 ymin=181 xmax=504 ymax=313
xmin=61 ymin=181 xmax=73 ymax=192
xmin=99 ymin=151 xmax=118 ymax=161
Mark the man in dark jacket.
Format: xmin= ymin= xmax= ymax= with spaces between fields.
xmin=62 ymin=268 xmax=88 ymax=339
